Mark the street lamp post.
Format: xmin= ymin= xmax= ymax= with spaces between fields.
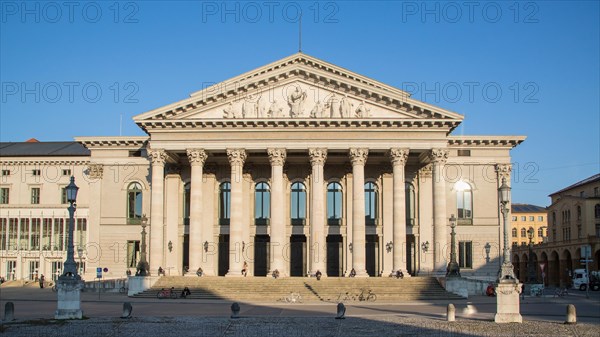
xmin=60 ymin=177 xmax=80 ymax=280
xmin=55 ymin=176 xmax=84 ymax=320
xmin=526 ymin=228 xmax=536 ymax=283
xmin=446 ymin=214 xmax=461 ymax=277
xmin=498 ymin=178 xmax=516 ymax=281
xmin=136 ymin=214 xmax=149 ymax=276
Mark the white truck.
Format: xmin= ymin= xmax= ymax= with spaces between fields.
xmin=572 ymin=269 xmax=600 ymax=291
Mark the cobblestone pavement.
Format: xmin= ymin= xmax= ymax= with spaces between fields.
xmin=1 ymin=316 xmax=599 ymax=337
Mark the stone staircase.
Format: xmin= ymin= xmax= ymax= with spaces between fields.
xmin=133 ymin=276 xmax=464 ymax=302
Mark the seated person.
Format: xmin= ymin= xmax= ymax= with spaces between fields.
xmin=196 ymin=267 xmax=203 ymax=277
xmin=349 ymin=268 xmax=356 ymax=278
xmin=242 ymin=262 xmax=248 ymax=277
xmin=181 ymin=286 xmax=191 ymax=298
xmin=158 ymin=267 xmax=165 ymax=276
xmin=395 ymin=270 xmax=404 ymax=279
xmin=315 ymin=270 xmax=322 ymax=281
xmin=272 ymin=269 xmax=280 ymax=279
xmin=486 ymin=283 xmax=496 ymax=297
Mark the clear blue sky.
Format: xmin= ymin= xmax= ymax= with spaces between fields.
xmin=1 ymin=1 xmax=599 ymax=207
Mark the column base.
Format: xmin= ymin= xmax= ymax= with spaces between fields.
xmin=353 ymin=270 xmax=370 ymax=278
xmin=225 ymin=270 xmax=245 ymax=277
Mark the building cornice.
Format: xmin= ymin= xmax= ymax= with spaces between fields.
xmin=447 ymin=135 xmax=526 ymax=148
xmin=75 ymin=136 xmax=149 ymax=149
xmin=0 ymin=159 xmax=90 ymax=166
xmin=137 ymin=118 xmax=461 ymax=132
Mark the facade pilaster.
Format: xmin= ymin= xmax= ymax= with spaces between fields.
xmin=390 ymin=148 xmax=409 ymax=276
xmin=349 ymin=148 xmax=369 ymax=277
xmin=309 ymin=148 xmax=327 ymax=276
xmin=148 ymin=149 xmax=167 ymax=274
xmin=268 ymin=148 xmax=287 ymax=276
xmin=86 ymin=163 xmax=103 ymax=279
xmin=186 ymin=149 xmax=208 ymax=274
xmin=226 ymin=148 xmax=247 ymax=277
xmin=431 ymin=148 xmax=449 ymax=273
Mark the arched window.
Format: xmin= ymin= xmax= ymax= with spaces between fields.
xmin=219 ymin=182 xmax=231 ymax=225
xmin=455 ymin=181 xmax=472 ymax=220
xmin=595 ymin=204 xmax=600 ymax=219
xmin=406 ymin=183 xmax=416 ymax=226
xmin=365 ymin=182 xmax=378 ymax=225
xmin=291 ymin=182 xmax=306 ymax=225
xmin=537 ymin=227 xmax=544 ymax=238
xmin=127 ymin=182 xmax=143 ymax=223
xmin=512 ymin=228 xmax=517 ymax=238
xmin=327 ymin=182 xmax=342 ymax=224
xmin=254 ymin=182 xmax=270 ymax=225
xmin=520 ymin=228 xmax=526 ymax=237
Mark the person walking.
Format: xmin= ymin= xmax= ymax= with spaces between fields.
xmin=39 ymin=274 xmax=45 ymax=289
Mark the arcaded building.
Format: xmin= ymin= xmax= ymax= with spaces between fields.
xmin=1 ymin=53 xmax=525 ymax=281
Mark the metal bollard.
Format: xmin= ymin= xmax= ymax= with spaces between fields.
xmin=565 ymin=304 xmax=576 ymax=324
xmin=231 ymin=302 xmax=240 ymax=319
xmin=121 ymin=302 xmax=133 ymax=319
xmin=335 ymin=303 xmax=346 ymax=319
xmin=447 ymin=303 xmax=455 ymax=322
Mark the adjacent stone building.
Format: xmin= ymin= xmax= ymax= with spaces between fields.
xmin=513 ymin=174 xmax=600 ymax=286
xmin=1 ymin=53 xmax=525 ymax=281
xmin=511 ymin=204 xmax=548 ymax=247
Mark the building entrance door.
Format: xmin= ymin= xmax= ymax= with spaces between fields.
xmin=366 ymin=235 xmax=379 ymax=276
xmin=289 ymin=235 xmax=306 ymax=276
xmin=254 ymin=235 xmax=269 ymax=276
xmin=326 ymin=235 xmax=343 ymax=276
xmin=218 ymin=235 xmax=229 ymax=276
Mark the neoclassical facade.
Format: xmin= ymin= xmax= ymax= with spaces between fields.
xmin=1 ymin=53 xmax=525 ymax=280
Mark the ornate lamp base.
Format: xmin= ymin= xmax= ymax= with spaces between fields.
xmin=55 ymin=278 xmax=84 ymax=319
xmin=494 ymin=280 xmax=523 ymax=323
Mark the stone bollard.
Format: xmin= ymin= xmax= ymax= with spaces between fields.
xmin=231 ymin=302 xmax=240 ymax=319
xmin=335 ymin=303 xmax=346 ymax=320
xmin=121 ymin=302 xmax=133 ymax=319
xmin=447 ymin=303 xmax=455 ymax=322
xmin=3 ymin=302 xmax=14 ymax=322
xmin=565 ymin=304 xmax=576 ymax=324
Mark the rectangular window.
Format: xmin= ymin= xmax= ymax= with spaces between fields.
xmin=42 ymin=219 xmax=52 ymax=250
xmin=538 ymin=216 xmax=543 ymax=222
xmin=54 ymin=218 xmax=64 ymax=251
xmin=32 ymin=169 xmax=41 ymax=176
xmin=1 ymin=170 xmax=9 ymax=176
xmin=596 ymin=224 xmax=600 ymax=238
xmin=31 ymin=218 xmax=40 ymax=250
xmin=76 ymin=218 xmax=87 ymax=247
xmin=594 ymin=187 xmax=599 ymax=197
xmin=512 ymin=216 xmax=517 ymax=221
xmin=126 ymin=241 xmax=140 ymax=268
xmin=20 ymin=219 xmax=29 ymax=250
xmin=31 ymin=187 xmax=40 ymax=204
xmin=61 ymin=187 xmax=68 ymax=204
xmin=458 ymin=241 xmax=473 ymax=269
xmin=62 ymin=169 xmax=71 ymax=176
xmin=521 ymin=216 xmax=526 ymax=221
xmin=0 ymin=188 xmax=8 ymax=204
xmin=529 ymin=216 xmax=534 ymax=221
xmin=8 ymin=218 xmax=18 ymax=250
xmin=0 ymin=218 xmax=7 ymax=250
xmin=457 ymin=149 xmax=471 ymax=156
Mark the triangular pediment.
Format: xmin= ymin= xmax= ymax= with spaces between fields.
xmin=133 ymin=53 xmax=463 ymax=126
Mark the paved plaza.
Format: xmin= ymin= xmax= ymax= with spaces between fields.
xmin=1 ymin=286 xmax=599 ymax=336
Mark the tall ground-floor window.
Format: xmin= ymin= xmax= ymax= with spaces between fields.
xmin=459 ymin=241 xmax=473 ymax=269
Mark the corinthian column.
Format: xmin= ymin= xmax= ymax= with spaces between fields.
xmin=431 ymin=148 xmax=449 ymax=273
xmin=226 ymin=148 xmax=247 ymax=277
xmin=148 ymin=149 xmax=167 ymax=274
xmin=187 ymin=149 xmax=208 ymax=274
xmin=349 ymin=148 xmax=369 ymax=277
xmin=268 ymin=148 xmax=287 ymax=276
xmin=390 ymin=148 xmax=409 ymax=276
xmin=309 ymin=148 xmax=327 ymax=276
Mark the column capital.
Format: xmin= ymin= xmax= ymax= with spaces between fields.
xmin=419 ymin=164 xmax=433 ymax=178
xmin=227 ymin=148 xmax=247 ymax=166
xmin=148 ymin=149 xmax=167 ymax=166
xmin=87 ymin=163 xmax=104 ymax=179
xmin=267 ymin=148 xmax=287 ymax=166
xmin=430 ymin=148 xmax=449 ymax=165
xmin=495 ymin=163 xmax=512 ymax=181
xmin=309 ymin=148 xmax=328 ymax=166
xmin=349 ymin=148 xmax=369 ymax=166
xmin=187 ymin=149 xmax=208 ymax=166
xmin=389 ymin=148 xmax=409 ymax=166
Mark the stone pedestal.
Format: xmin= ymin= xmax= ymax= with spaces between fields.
xmin=127 ymin=276 xmax=161 ymax=296
xmin=55 ymin=278 xmax=84 ymax=319
xmin=494 ymin=280 xmax=523 ymax=323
